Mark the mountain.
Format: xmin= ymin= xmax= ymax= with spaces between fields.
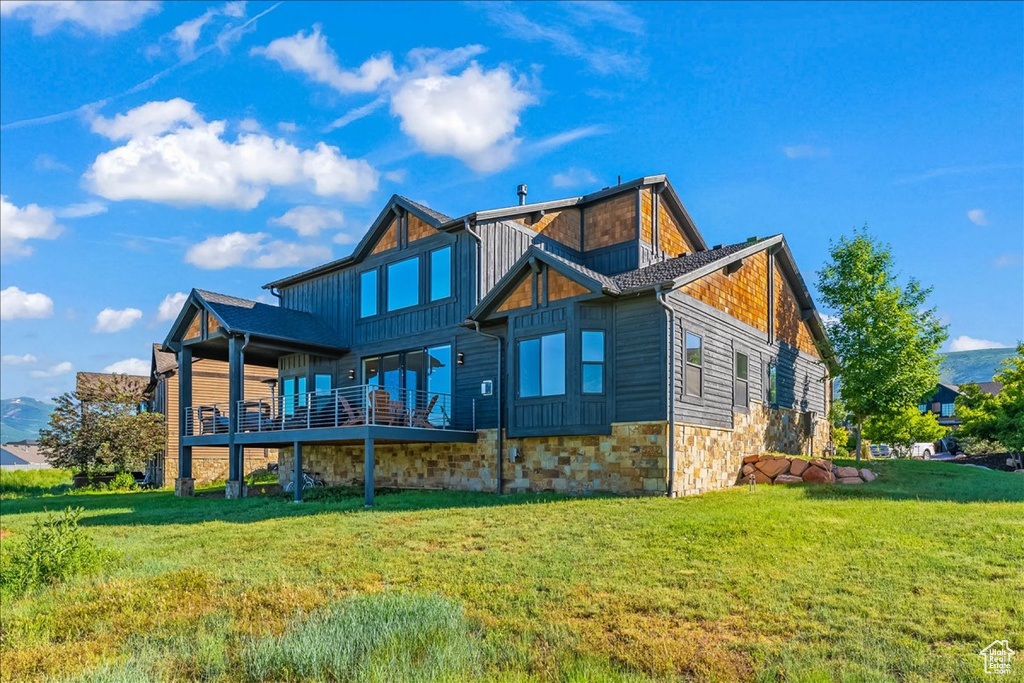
xmin=939 ymin=348 xmax=1017 ymax=386
xmin=0 ymin=397 xmax=54 ymax=443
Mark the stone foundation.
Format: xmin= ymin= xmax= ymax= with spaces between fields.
xmin=174 ymin=477 xmax=194 ymax=497
xmin=165 ymin=449 xmax=277 ymax=486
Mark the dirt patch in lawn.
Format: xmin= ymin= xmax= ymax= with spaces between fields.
xmin=948 ymin=453 xmax=1020 ymax=472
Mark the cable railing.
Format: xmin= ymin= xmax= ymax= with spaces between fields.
xmin=185 ymin=384 xmax=457 ymax=436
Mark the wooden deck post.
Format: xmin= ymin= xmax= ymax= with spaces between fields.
xmin=364 ymin=436 xmax=374 ymax=507
xmin=175 ymin=346 xmax=194 ymax=497
xmin=293 ymin=441 xmax=302 ymax=503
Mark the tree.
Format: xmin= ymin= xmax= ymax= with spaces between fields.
xmin=957 ymin=343 xmax=1024 ymax=454
xmin=863 ymin=405 xmax=947 ymax=456
xmin=817 ymin=227 xmax=947 ymax=461
xmin=39 ymin=375 xmax=165 ymax=475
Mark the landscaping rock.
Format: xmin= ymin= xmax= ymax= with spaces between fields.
xmin=838 ymin=476 xmax=863 ymax=484
xmin=859 ymin=469 xmax=876 ymax=482
xmin=774 ymin=474 xmax=804 ymax=484
xmin=836 ymin=466 xmax=860 ymax=479
xmin=811 ymin=458 xmax=833 ymax=471
xmin=755 ymin=458 xmax=791 ymax=478
xmin=741 ymin=463 xmax=756 ymax=476
xmin=742 ymin=454 xmax=760 ymax=464
xmin=753 ymin=470 xmax=773 ymax=485
xmin=788 ymin=459 xmax=809 ymax=476
xmin=802 ymin=466 xmax=835 ymax=484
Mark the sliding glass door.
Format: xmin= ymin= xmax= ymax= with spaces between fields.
xmin=362 ymin=344 xmax=452 ymax=425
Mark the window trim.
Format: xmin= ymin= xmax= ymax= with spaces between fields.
xmin=733 ymin=349 xmax=750 ymax=411
xmin=683 ymin=330 xmax=703 ymax=398
xmin=766 ymin=362 xmax=778 ymax=406
xmin=428 ymin=245 xmax=453 ymax=302
xmin=581 ymin=329 xmax=606 ymax=395
xmin=517 ymin=331 xmax=567 ymax=399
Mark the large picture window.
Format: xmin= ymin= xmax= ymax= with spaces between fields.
xmin=581 ymin=330 xmax=605 ymax=394
xmin=387 ymin=256 xmax=420 ymax=311
xmin=430 ymin=247 xmax=451 ymax=301
xmin=359 ymin=270 xmax=377 ymax=318
xmin=734 ymin=351 xmax=749 ymax=408
xmin=685 ymin=332 xmax=703 ymax=397
xmin=518 ymin=333 xmax=566 ymax=398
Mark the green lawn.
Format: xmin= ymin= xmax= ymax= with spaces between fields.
xmin=0 ymin=460 xmax=1021 ymax=682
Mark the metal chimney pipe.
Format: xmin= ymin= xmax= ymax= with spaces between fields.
xmin=516 ymin=183 xmax=527 ymax=205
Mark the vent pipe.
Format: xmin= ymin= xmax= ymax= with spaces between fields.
xmin=516 ymin=183 xmax=528 ymax=205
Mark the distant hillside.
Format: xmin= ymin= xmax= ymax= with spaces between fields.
xmin=0 ymin=397 xmax=54 ymax=443
xmin=939 ymin=348 xmax=1017 ymax=386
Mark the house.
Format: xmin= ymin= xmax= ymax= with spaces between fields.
xmin=161 ymin=175 xmax=835 ymax=502
xmin=0 ymin=439 xmax=48 ymax=469
xmin=146 ymin=344 xmax=277 ymax=486
xmin=918 ymin=381 xmax=1003 ymax=428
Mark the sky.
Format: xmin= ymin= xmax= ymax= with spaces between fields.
xmin=1 ymin=1 xmax=1021 ymax=400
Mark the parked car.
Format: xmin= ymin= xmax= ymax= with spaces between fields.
xmin=908 ymin=442 xmax=934 ymax=459
xmin=869 ymin=444 xmax=892 ymax=458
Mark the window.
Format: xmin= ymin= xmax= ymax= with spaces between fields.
xmin=767 ymin=363 xmax=777 ymax=405
xmin=581 ymin=330 xmax=605 ymax=394
xmin=430 ymin=247 xmax=451 ymax=301
xmin=282 ymin=376 xmax=308 ymax=416
xmin=518 ymin=333 xmax=566 ymax=397
xmin=314 ymin=374 xmax=332 ymax=396
xmin=734 ymin=351 xmax=749 ymax=408
xmin=685 ymin=332 xmax=703 ymax=397
xmin=359 ymin=270 xmax=377 ymax=318
xmin=918 ymin=403 xmax=928 ymax=413
xmin=387 ymin=256 xmax=420 ymax=311
xmin=940 ymin=403 xmax=955 ymax=417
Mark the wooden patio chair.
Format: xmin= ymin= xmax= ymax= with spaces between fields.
xmin=369 ymin=388 xmax=403 ymax=425
xmin=336 ymin=394 xmax=365 ymax=426
xmin=411 ymin=394 xmax=439 ymax=428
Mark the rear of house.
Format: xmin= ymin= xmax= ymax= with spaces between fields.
xmin=162 ymin=175 xmax=834 ymax=501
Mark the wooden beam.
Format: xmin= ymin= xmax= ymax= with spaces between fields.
xmin=364 ymin=436 xmax=375 ymax=507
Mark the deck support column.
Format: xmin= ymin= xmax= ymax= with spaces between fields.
xmin=364 ymin=436 xmax=374 ymax=507
xmin=293 ymin=441 xmax=303 ymax=503
xmin=225 ymin=335 xmax=244 ymax=499
xmin=175 ymin=346 xmax=194 ymax=497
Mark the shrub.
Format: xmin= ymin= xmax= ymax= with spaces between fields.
xmin=0 ymin=507 xmax=106 ymax=598
xmin=108 ymin=472 xmax=138 ymax=491
xmin=957 ymin=435 xmax=1005 ymax=456
xmin=835 ymin=446 xmax=850 ymax=459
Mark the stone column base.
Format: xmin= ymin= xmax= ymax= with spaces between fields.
xmin=224 ymin=480 xmax=247 ymax=499
xmin=174 ymin=477 xmax=195 ymax=497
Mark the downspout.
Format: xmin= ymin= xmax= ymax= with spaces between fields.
xmin=268 ymin=286 xmax=282 ymax=301
xmin=464 ymin=217 xmax=483 ymax=305
xmin=471 ymin=321 xmax=503 ymax=494
xmin=655 ymin=286 xmax=676 ymax=498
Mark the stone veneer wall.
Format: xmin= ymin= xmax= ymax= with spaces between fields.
xmin=167 ymin=450 xmax=276 ymax=486
xmin=279 ymin=422 xmax=669 ymax=496
xmin=672 ymin=403 xmax=831 ymax=496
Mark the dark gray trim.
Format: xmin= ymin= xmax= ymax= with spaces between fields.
xmin=185 ymin=425 xmax=478 ymax=448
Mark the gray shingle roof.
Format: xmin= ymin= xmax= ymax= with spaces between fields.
xmin=397 ymin=196 xmax=452 ymax=225
xmin=540 ymin=248 xmax=622 ymax=292
xmin=612 ymin=241 xmax=759 ymax=290
xmin=196 ymin=290 xmax=346 ymax=350
xmin=152 ymin=343 xmax=177 ymax=374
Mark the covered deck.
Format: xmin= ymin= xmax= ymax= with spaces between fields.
xmin=163 ymin=289 xmax=475 ymax=505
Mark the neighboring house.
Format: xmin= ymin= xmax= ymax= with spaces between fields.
xmin=0 ymin=439 xmax=48 ymax=469
xmin=146 ymin=344 xmax=277 ymax=487
xmin=918 ymin=381 xmax=1003 ymax=428
xmin=162 ymin=175 xmax=835 ymax=502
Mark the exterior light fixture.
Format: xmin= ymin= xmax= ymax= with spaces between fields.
xmin=457 ymin=352 xmax=465 ymax=365
xmin=348 ymin=369 xmax=356 ymax=380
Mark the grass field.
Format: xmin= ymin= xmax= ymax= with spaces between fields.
xmin=0 ymin=460 xmax=1021 ymax=682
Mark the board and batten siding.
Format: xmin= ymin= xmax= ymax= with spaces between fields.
xmin=611 ymin=295 xmax=666 ymax=422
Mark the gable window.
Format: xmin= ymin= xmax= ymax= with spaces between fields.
xmin=767 ymin=363 xmax=777 ymax=405
xmin=685 ymin=332 xmax=703 ymax=397
xmin=387 ymin=256 xmax=420 ymax=311
xmin=359 ymin=270 xmax=378 ymax=318
xmin=734 ymin=351 xmax=749 ymax=408
xmin=581 ymin=330 xmax=605 ymax=394
xmin=430 ymin=246 xmax=452 ymax=301
xmin=518 ymin=333 xmax=566 ymax=398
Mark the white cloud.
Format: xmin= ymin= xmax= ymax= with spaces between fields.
xmin=55 ymin=201 xmax=107 ymax=218
xmin=277 ymin=121 xmax=298 ymax=133
xmin=551 ymin=168 xmax=598 ymax=188
xmin=1 ymin=286 xmax=54 ymax=320
xmin=168 ymin=1 xmax=249 ymax=60
xmin=85 ymin=99 xmax=379 ymax=209
xmin=1 ymin=195 xmax=63 ymax=260
xmin=157 ymin=292 xmax=189 ymax=322
xmin=993 ymin=252 xmax=1022 ymax=268
xmin=270 ymin=206 xmax=344 ymax=237
xmin=325 ymin=96 xmax=388 ymax=131
xmin=252 ymin=25 xmax=397 ymax=93
xmin=29 ymin=361 xmax=74 ymax=379
xmin=1 ymin=354 xmax=38 ymax=365
xmin=238 ymin=117 xmax=262 ymax=133
xmin=948 ymin=335 xmax=1010 ymax=352
xmin=103 ymin=358 xmax=150 ymax=375
xmin=383 ymin=169 xmax=407 ymax=183
xmin=0 ymin=1 xmax=159 ymax=35
xmin=782 ymin=145 xmax=831 ymax=159
xmin=391 ymin=61 xmax=535 ymax=172
xmin=185 ymin=232 xmax=331 ymax=269
xmin=34 ymin=154 xmax=71 ymax=172
xmin=531 ymin=126 xmax=609 ymax=154
xmin=966 ymin=209 xmax=988 ymax=226
xmin=93 ymin=307 xmax=143 ymax=333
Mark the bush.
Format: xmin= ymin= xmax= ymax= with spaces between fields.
xmin=957 ymin=435 xmax=1005 ymax=456
xmin=835 ymin=446 xmax=850 ymax=458
xmin=0 ymin=507 xmax=107 ymax=598
xmin=108 ymin=472 xmax=139 ymax=491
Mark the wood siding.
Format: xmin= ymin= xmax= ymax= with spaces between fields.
xmin=371 ymin=216 xmax=398 ymax=254
xmin=774 ymin=262 xmax=820 ymax=357
xmin=658 ymin=198 xmax=695 ymax=256
xmin=516 ymin=208 xmax=582 ymax=250
xmin=681 ymin=250 xmax=769 ymax=334
xmin=547 ymin=270 xmax=589 ymax=302
xmin=612 ymin=295 xmax=665 ymax=422
xmin=407 ymin=214 xmax=434 ymax=243
xmin=498 ymin=274 xmax=534 ymax=312
xmin=583 ymin=193 xmax=636 ymax=251
xmin=640 ymin=188 xmax=653 ymax=244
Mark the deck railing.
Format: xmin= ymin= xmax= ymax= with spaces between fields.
xmin=184 ymin=384 xmax=456 ymax=436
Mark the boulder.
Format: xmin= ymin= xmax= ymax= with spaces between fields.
xmin=859 ymin=469 xmax=876 ymax=482
xmin=742 ymin=454 xmax=760 ymax=464
xmin=811 ymin=458 xmax=833 ymax=471
xmin=788 ymin=459 xmax=809 ymax=476
xmin=741 ymin=463 xmax=756 ymax=476
xmin=774 ymin=474 xmax=804 ymax=484
xmin=836 ymin=466 xmax=860 ymax=479
xmin=838 ymin=476 xmax=863 ymax=484
xmin=753 ymin=470 xmax=773 ymax=485
xmin=802 ymin=466 xmax=835 ymax=484
xmin=755 ymin=458 xmax=791 ymax=478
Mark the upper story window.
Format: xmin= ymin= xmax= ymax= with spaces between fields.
xmin=940 ymin=403 xmax=955 ymax=417
xmin=734 ymin=351 xmax=749 ymax=408
xmin=387 ymin=256 xmax=420 ymax=311
xmin=581 ymin=330 xmax=605 ymax=394
xmin=918 ymin=403 xmax=928 ymax=413
xmin=430 ymin=247 xmax=452 ymax=301
xmin=518 ymin=333 xmax=565 ymax=398
xmin=685 ymin=332 xmax=703 ymax=397
xmin=359 ymin=270 xmax=377 ymax=318
xmin=767 ymin=363 xmax=778 ymax=405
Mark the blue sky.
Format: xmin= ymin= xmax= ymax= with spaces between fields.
xmin=1 ymin=1 xmax=1021 ymax=400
